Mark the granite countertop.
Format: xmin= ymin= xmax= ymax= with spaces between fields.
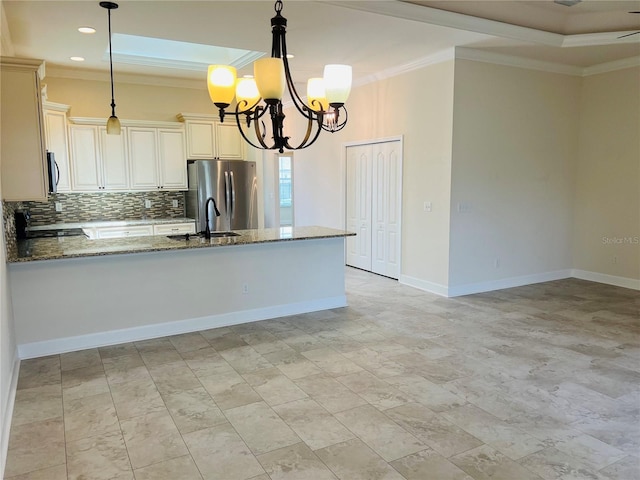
xmin=27 ymin=217 xmax=196 ymax=231
xmin=9 ymin=226 xmax=355 ymax=263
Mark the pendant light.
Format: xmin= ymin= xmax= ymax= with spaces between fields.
xmin=100 ymin=1 xmax=121 ymax=135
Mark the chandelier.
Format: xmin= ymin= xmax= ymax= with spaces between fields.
xmin=207 ymin=0 xmax=352 ymax=153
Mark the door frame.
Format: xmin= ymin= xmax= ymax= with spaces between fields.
xmin=342 ymin=135 xmax=404 ymax=277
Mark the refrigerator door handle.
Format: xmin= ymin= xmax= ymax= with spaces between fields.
xmin=230 ymin=171 xmax=236 ymax=222
xmin=224 ymin=170 xmax=230 ymax=213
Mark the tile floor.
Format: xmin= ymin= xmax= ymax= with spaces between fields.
xmin=4 ymin=267 xmax=639 ymax=480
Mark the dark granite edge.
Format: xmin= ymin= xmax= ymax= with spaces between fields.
xmin=8 ymin=227 xmax=356 ymax=263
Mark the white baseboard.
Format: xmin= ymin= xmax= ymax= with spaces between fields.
xmin=399 ymin=275 xmax=449 ymax=297
xmin=17 ymin=296 xmax=347 ymax=360
xmin=1 ymin=356 xmax=20 ymax=479
xmin=447 ymin=270 xmax=572 ymax=297
xmin=571 ymin=269 xmax=640 ymax=291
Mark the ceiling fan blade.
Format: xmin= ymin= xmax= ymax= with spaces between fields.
xmin=618 ymin=31 xmax=640 ymax=38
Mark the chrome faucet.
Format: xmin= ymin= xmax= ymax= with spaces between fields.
xmin=204 ymin=196 xmax=221 ymax=239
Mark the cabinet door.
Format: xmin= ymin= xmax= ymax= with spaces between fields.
xmin=95 ymin=225 xmax=154 ymax=239
xmin=99 ymin=127 xmax=129 ymax=190
xmin=157 ymin=129 xmax=187 ymax=189
xmin=153 ymin=223 xmax=195 ymax=236
xmin=186 ymin=121 xmax=215 ymax=158
xmin=128 ymin=128 xmax=159 ymax=190
xmin=0 ymin=62 xmax=47 ymax=201
xmin=215 ymin=121 xmax=245 ymax=160
xmin=69 ymin=125 xmax=102 ymax=191
xmin=44 ymin=110 xmax=71 ymax=192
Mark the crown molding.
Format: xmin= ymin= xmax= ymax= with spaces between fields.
xmin=45 ymin=65 xmax=205 ymax=90
xmin=323 ymin=1 xmax=564 ymax=47
xmin=42 ymin=101 xmax=71 ymax=113
xmin=455 ymin=47 xmax=583 ymax=76
xmin=456 ymin=47 xmax=640 ymax=77
xmin=582 ymin=56 xmax=640 ymax=76
xmin=355 ymin=48 xmax=455 ymax=86
xmin=69 ymin=117 xmax=184 ymax=128
xmin=563 ymin=31 xmax=640 ymax=47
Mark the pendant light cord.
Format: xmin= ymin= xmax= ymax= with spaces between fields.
xmin=107 ymin=6 xmax=116 ymax=116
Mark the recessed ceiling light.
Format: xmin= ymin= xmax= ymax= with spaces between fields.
xmin=78 ymin=26 xmax=96 ymax=34
xmin=70 ymin=56 xmax=85 ymax=62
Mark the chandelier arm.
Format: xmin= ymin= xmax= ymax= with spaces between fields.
xmin=292 ymin=112 xmax=323 ymax=150
xmin=279 ymin=41 xmax=315 ymax=120
xmin=232 ymin=105 xmax=268 ymax=150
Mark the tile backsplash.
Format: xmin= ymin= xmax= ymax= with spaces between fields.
xmin=13 ymin=191 xmax=186 ymax=226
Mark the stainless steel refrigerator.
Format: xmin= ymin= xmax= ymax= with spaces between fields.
xmin=186 ymin=160 xmax=258 ymax=233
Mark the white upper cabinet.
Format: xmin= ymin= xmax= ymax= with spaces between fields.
xmin=69 ymin=125 xmax=102 ymax=191
xmin=68 ymin=119 xmax=187 ymax=192
xmin=178 ymin=113 xmax=245 ymax=160
xmin=158 ymin=129 xmax=187 ymax=189
xmin=128 ymin=127 xmax=159 ymax=190
xmin=185 ymin=121 xmax=215 ymax=158
xmin=43 ymin=102 xmax=72 ymax=193
xmin=0 ymin=58 xmax=48 ymax=201
xmin=128 ymin=126 xmax=187 ymax=191
xmin=99 ymin=127 xmax=129 ymax=190
xmin=69 ymin=124 xmax=128 ymax=191
xmin=215 ymin=121 xmax=245 ymax=160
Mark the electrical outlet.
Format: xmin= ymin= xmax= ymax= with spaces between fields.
xmin=457 ymin=202 xmax=472 ymax=213
xmin=494 ymin=258 xmax=500 ymax=268
xmin=242 ymin=283 xmax=249 ymax=294
xmin=144 ymin=199 xmax=152 ymax=208
xmin=54 ymin=202 xmax=63 ymax=212
xmin=172 ymin=200 xmax=179 ymax=208
xmin=423 ymin=201 xmax=432 ymax=212
xmin=612 ymin=255 xmax=618 ymax=264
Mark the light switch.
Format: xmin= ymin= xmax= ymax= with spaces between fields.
xmin=144 ymin=199 xmax=152 ymax=208
xmin=172 ymin=200 xmax=179 ymax=208
xmin=55 ymin=202 xmax=63 ymax=212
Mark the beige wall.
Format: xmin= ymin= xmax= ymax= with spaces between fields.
xmin=44 ymin=76 xmax=214 ymax=122
xmin=0 ymin=190 xmax=17 ymax=476
xmin=573 ymin=67 xmax=640 ymax=282
xmin=448 ymin=60 xmax=580 ymax=289
xmin=292 ymin=61 xmax=456 ymax=288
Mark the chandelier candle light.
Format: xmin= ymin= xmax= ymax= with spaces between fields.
xmin=100 ymin=1 xmax=121 ymax=135
xmin=207 ymin=0 xmax=352 ymax=153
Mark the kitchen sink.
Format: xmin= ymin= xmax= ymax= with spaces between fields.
xmin=210 ymin=231 xmax=241 ymax=237
xmin=166 ymin=231 xmax=241 ymax=241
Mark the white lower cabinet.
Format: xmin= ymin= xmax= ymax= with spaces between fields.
xmin=84 ymin=222 xmax=195 ymax=239
xmin=88 ymin=225 xmax=154 ymax=239
xmin=153 ymin=222 xmax=196 ymax=236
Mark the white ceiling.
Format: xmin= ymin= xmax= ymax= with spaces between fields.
xmin=2 ymin=0 xmax=639 ymax=88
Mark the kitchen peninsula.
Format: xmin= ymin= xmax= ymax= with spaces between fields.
xmin=8 ymin=226 xmax=354 ymax=358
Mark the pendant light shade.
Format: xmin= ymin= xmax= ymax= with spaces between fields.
xmin=323 ymin=64 xmax=352 ymax=106
xmin=106 ymin=115 xmax=121 ymax=135
xmin=208 ymin=65 xmax=237 ymax=108
xmin=254 ymin=57 xmax=285 ymax=103
xmin=235 ymin=77 xmax=260 ymax=112
xmin=100 ymin=1 xmax=121 ymax=135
